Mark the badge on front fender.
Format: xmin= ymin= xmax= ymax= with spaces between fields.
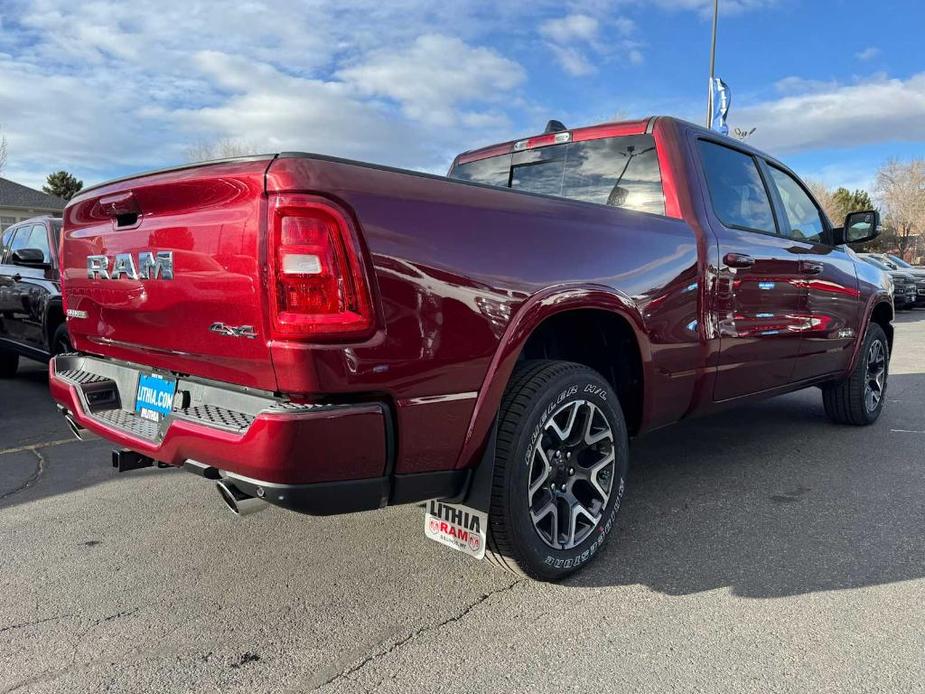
xmin=424 ymin=501 xmax=487 ymax=560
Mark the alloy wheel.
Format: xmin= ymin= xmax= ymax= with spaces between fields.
xmin=527 ymin=399 xmax=615 ymax=550
xmin=864 ymin=339 xmax=887 ymax=413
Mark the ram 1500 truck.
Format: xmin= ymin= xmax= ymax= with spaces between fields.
xmin=50 ymin=116 xmax=892 ymax=581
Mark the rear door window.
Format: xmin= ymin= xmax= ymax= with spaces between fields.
xmin=697 ymin=140 xmax=776 ymax=235
xmin=450 ymin=134 xmax=666 ymax=216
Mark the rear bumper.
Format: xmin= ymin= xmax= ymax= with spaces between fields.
xmin=49 ymin=353 xmax=468 ymax=515
xmin=50 ymin=353 xmax=390 ymax=509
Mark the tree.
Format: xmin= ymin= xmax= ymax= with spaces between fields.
xmin=184 ymin=138 xmax=260 ymax=163
xmin=806 ymin=180 xmax=876 ymax=228
xmin=43 ymin=170 xmax=84 ymax=201
xmin=875 ymin=158 xmax=925 ymax=260
xmin=806 ymin=179 xmax=840 ymax=225
xmin=831 ymin=187 xmax=873 ymax=219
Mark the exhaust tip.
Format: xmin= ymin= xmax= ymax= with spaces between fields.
xmin=216 ymin=479 xmax=268 ymax=517
xmin=58 ymin=406 xmax=96 ymax=441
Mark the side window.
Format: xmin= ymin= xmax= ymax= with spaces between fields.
xmin=9 ymin=225 xmax=50 ymax=262
xmin=766 ymin=166 xmax=825 ymax=243
xmin=29 ymin=225 xmax=52 ymax=263
xmin=698 ymin=140 xmax=776 ymax=235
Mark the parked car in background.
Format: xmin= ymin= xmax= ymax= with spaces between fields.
xmin=874 ymin=253 xmax=925 ymax=307
xmin=859 ymin=254 xmax=917 ymax=309
xmin=50 ymin=117 xmax=893 ymax=581
xmin=0 ymin=216 xmax=70 ymax=377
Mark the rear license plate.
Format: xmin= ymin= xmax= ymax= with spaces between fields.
xmin=135 ymin=373 xmax=177 ymax=422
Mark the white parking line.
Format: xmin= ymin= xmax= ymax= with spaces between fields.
xmin=890 ymin=429 xmax=925 ymax=434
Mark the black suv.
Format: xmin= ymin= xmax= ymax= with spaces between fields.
xmin=0 ymin=216 xmax=70 ymax=377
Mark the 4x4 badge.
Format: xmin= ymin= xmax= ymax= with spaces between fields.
xmin=209 ymin=323 xmax=258 ymax=339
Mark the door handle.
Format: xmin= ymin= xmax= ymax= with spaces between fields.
xmin=723 ymin=252 xmax=755 ymax=269
xmin=799 ymin=261 xmax=824 ymax=275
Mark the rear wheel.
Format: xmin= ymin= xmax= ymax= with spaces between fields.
xmin=822 ymin=323 xmax=889 ymax=426
xmin=0 ymin=351 xmax=18 ymax=378
xmin=51 ymin=324 xmax=72 ymax=356
xmin=485 ymin=360 xmax=629 ymax=581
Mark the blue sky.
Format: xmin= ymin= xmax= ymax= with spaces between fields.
xmin=0 ymin=0 xmax=922 ymax=195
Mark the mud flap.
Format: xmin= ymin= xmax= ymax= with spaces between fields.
xmin=422 ymin=422 xmax=496 ymax=561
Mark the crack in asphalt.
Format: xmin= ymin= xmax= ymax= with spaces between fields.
xmin=0 ymin=613 xmax=74 ymax=635
xmin=0 ymin=448 xmax=46 ymax=501
xmin=311 ymin=580 xmax=521 ymax=692
xmin=0 ymin=438 xmax=76 ymax=457
xmin=2 ymin=607 xmax=140 ymax=694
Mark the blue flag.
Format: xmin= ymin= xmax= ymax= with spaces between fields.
xmin=711 ymin=77 xmax=731 ymax=135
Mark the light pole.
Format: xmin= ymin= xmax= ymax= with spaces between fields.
xmin=706 ymin=0 xmax=719 ymax=128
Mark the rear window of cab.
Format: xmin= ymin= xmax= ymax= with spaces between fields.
xmin=449 ymin=134 xmax=666 ymax=216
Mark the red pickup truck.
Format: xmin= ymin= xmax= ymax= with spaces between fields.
xmin=50 ymin=116 xmax=891 ymax=580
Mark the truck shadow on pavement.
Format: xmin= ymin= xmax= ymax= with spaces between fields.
xmin=569 ymin=372 xmax=925 ymax=598
xmin=2 ymin=365 xmax=923 ymax=602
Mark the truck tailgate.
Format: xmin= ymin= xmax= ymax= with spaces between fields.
xmin=61 ymin=158 xmax=279 ymax=391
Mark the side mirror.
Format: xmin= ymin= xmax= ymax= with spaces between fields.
xmin=11 ymin=248 xmax=49 ymax=268
xmin=834 ymin=210 xmax=880 ymax=245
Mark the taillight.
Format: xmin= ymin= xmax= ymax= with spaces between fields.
xmin=267 ymin=194 xmax=374 ymax=340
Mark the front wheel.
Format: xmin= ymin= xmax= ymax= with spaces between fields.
xmin=485 ymin=360 xmax=629 ymax=581
xmin=822 ymin=323 xmax=889 ymax=426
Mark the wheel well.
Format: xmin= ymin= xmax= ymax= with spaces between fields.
xmin=46 ymin=303 xmax=65 ymax=349
xmin=519 ymin=309 xmax=644 ymax=434
xmin=870 ymin=302 xmax=894 ymax=353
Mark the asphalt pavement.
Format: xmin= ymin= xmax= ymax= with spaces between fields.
xmin=1 ymin=313 xmax=923 ymax=693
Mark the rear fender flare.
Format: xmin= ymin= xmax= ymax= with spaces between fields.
xmin=453 ymin=284 xmax=647 ymax=473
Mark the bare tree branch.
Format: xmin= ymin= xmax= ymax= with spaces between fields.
xmin=875 ymin=158 xmax=925 ymax=260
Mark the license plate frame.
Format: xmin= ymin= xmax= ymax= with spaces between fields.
xmin=135 ymin=373 xmax=177 ymax=422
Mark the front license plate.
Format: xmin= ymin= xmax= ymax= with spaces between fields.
xmin=135 ymin=373 xmax=177 ymax=422
xmin=424 ymin=500 xmax=487 ymax=560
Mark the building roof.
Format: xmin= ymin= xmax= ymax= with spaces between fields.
xmin=0 ymin=177 xmax=66 ymax=211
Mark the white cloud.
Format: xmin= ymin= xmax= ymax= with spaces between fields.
xmin=548 ymin=45 xmax=597 ymax=76
xmin=735 ymin=73 xmax=925 ymax=155
xmin=0 ymin=1 xmax=538 ymax=187
xmin=628 ymin=0 xmax=778 ymax=14
xmin=540 ymin=14 xmax=600 ymax=43
xmin=539 ymin=12 xmax=642 ymax=75
xmin=856 ymin=46 xmax=880 ymax=62
xmin=339 ymin=35 xmax=525 ymax=126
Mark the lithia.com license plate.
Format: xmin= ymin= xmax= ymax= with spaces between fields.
xmin=135 ymin=373 xmax=177 ymax=422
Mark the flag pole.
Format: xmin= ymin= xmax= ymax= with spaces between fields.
xmin=706 ymin=0 xmax=718 ymax=127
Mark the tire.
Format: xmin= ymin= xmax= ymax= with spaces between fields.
xmin=51 ymin=323 xmax=72 ymax=356
xmin=822 ymin=323 xmax=889 ymax=426
xmin=0 ymin=350 xmax=18 ymax=378
xmin=485 ymin=360 xmax=629 ymax=581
